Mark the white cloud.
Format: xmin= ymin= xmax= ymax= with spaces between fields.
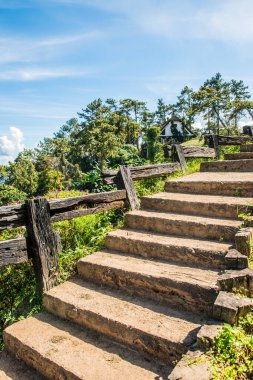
xmin=0 ymin=127 xmax=24 ymax=161
xmin=0 ymin=67 xmax=94 ymax=81
xmin=72 ymin=0 xmax=253 ymax=43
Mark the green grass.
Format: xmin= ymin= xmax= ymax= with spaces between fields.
xmin=181 ymin=137 xmax=205 ymax=147
xmin=208 ymin=313 xmax=253 ymax=380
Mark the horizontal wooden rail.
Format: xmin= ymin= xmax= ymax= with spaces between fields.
xmin=0 ymin=190 xmax=126 ymax=230
xmin=182 ymin=146 xmax=216 ymax=158
xmin=0 ymin=237 xmax=27 ymax=267
xmin=102 ymin=163 xmax=180 ymax=185
xmin=164 ymin=144 xmax=216 ymax=159
xmin=204 ymin=134 xmax=252 ymax=146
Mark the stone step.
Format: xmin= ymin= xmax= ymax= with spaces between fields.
xmin=165 ymin=172 xmax=253 ymax=196
xmin=77 ymin=250 xmax=219 ymax=314
xmin=44 ymin=277 xmax=203 ymax=364
xmin=4 ymin=312 xmax=171 ymax=380
xmin=240 ymin=144 xmax=253 ymax=152
xmin=141 ymin=192 xmax=253 ymax=219
xmin=201 ymin=159 xmax=253 ymax=172
xmin=225 ymin=152 xmax=253 ymax=160
xmin=0 ymin=351 xmax=46 ymax=380
xmin=125 ymin=210 xmax=240 ymax=242
xmin=105 ymin=228 xmax=231 ymax=269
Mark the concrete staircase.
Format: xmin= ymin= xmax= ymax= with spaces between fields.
xmin=3 ymin=145 xmax=253 ymax=380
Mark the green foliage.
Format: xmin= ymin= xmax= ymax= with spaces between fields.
xmin=145 ymin=125 xmax=164 ymax=163
xmin=0 ymin=261 xmax=40 ymax=348
xmin=45 ymin=189 xmax=86 ymax=200
xmin=209 ymin=316 xmax=253 ymax=380
xmin=7 ymin=157 xmax=38 ymax=196
xmin=108 ymin=144 xmax=144 ymax=167
xmin=55 ymin=209 xmax=124 ymax=280
xmin=0 ymin=184 xmax=27 ymax=206
xmin=74 ymin=166 xmax=114 ymax=193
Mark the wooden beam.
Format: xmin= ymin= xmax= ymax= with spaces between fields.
xmin=182 ymin=146 xmax=216 ymax=158
xmin=0 ymin=190 xmax=126 ymax=230
xmin=103 ymin=163 xmax=180 ymax=185
xmin=51 ymin=200 xmax=124 ymax=222
xmin=0 ymin=238 xmax=28 ymax=267
xmin=174 ymin=145 xmax=187 ymax=173
xmin=25 ymin=198 xmax=61 ymax=295
xmin=211 ymin=134 xmax=220 ymax=159
xmin=49 ymin=190 xmax=126 ymax=211
xmin=115 ymin=166 xmax=139 ymax=210
xmin=0 ymin=204 xmax=25 ymax=230
xmin=205 ymin=134 xmax=251 ymax=146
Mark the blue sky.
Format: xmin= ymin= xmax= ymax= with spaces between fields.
xmin=0 ymin=0 xmax=253 ymax=163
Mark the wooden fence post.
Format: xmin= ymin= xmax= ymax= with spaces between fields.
xmin=116 ymin=166 xmax=139 ymax=210
xmin=211 ymin=134 xmax=220 ymax=160
xmin=174 ymin=145 xmax=187 ymax=173
xmin=25 ymin=198 xmax=61 ymax=296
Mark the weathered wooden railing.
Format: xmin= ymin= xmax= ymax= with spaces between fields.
xmin=204 ymin=134 xmax=252 ymax=159
xmin=0 ymin=190 xmax=126 ymax=294
xmin=0 ymin=162 xmax=182 ymax=295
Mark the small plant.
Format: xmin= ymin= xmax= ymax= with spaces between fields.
xmin=209 ymin=314 xmax=253 ymax=380
xmin=238 ymin=212 xmax=253 ymax=228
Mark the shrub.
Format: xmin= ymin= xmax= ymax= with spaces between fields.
xmin=0 ymin=185 xmax=27 ymax=206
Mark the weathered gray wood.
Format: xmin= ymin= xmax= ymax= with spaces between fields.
xmin=175 ymin=145 xmax=187 ymax=173
xmin=0 ymin=238 xmax=28 ymax=267
xmin=25 ymin=198 xmax=61 ymax=294
xmin=0 ymin=204 xmax=26 ymax=230
xmin=51 ymin=200 xmax=125 ymax=222
xmin=49 ymin=190 xmax=126 ymax=211
xmin=182 ymin=146 xmax=216 ymax=158
xmin=103 ymin=163 xmax=180 ymax=185
xmin=163 ymin=144 xmax=173 ymax=158
xmin=0 ymin=190 xmax=126 ymax=230
xmin=115 ymin=166 xmax=139 ymax=210
xmin=212 ymin=134 xmax=220 ymax=159
xmin=205 ymin=134 xmax=251 ymax=146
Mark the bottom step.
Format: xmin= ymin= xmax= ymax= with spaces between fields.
xmin=0 ymin=351 xmax=46 ymax=380
xmin=4 ymin=312 xmax=172 ymax=380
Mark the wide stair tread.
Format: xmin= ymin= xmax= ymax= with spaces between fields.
xmin=44 ymin=277 xmax=203 ymax=363
xmin=165 ymin=172 xmax=253 ymax=196
xmin=225 ymin=152 xmax=253 ymax=160
xmin=0 ymin=351 xmax=46 ymax=380
xmin=201 ymin=159 xmax=253 ymax=172
xmin=126 ymin=209 xmax=240 ymax=241
xmin=78 ymin=250 xmax=219 ymax=313
xmin=105 ymin=228 xmax=231 ymax=268
xmin=141 ymin=192 xmax=253 ymax=218
xmin=4 ymin=312 xmax=170 ymax=380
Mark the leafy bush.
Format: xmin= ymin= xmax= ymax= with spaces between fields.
xmin=210 ymin=317 xmax=253 ymax=380
xmin=0 ymin=261 xmax=40 ymax=348
xmin=108 ymin=144 xmax=144 ymax=167
xmin=73 ymin=166 xmax=114 ymax=193
xmin=0 ymin=185 xmax=27 ymax=206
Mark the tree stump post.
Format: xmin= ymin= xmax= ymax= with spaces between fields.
xmin=211 ymin=134 xmax=220 ymax=159
xmin=174 ymin=145 xmax=187 ymax=173
xmin=116 ymin=166 xmax=139 ymax=210
xmin=25 ymin=198 xmax=61 ymax=296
